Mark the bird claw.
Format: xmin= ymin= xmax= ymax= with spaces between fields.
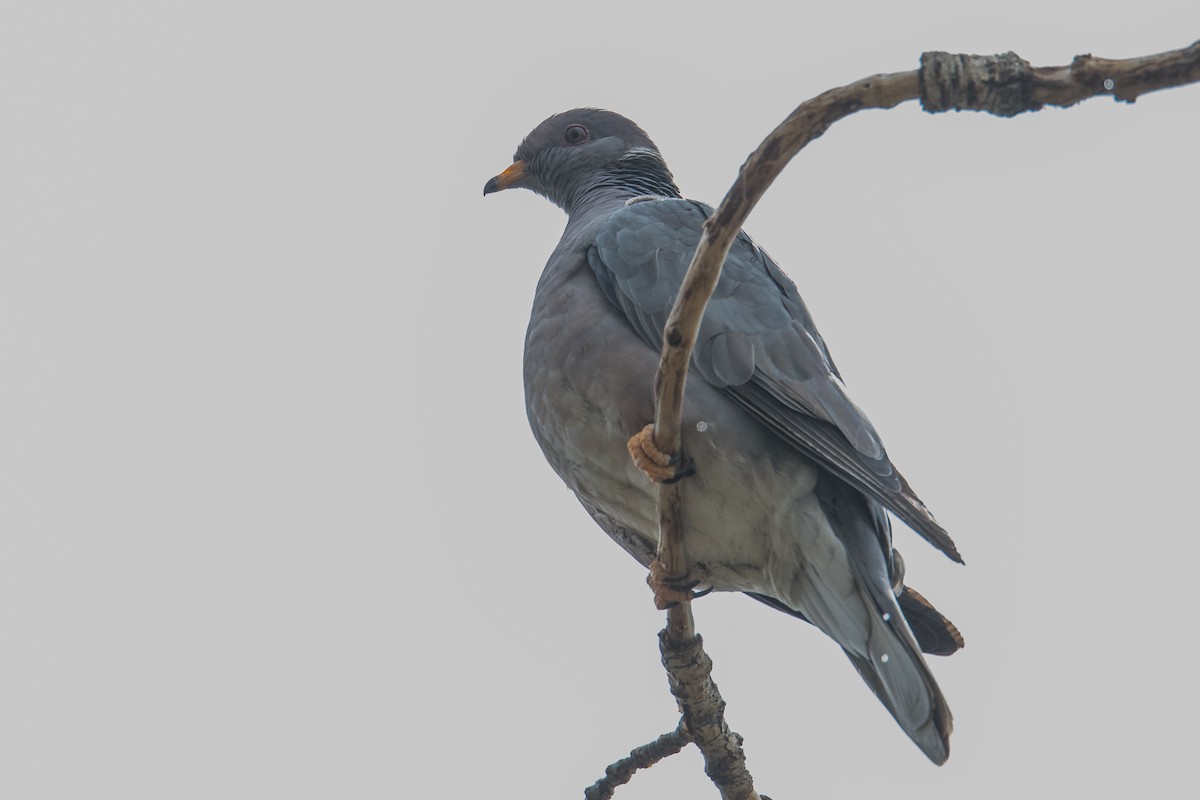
xmin=627 ymin=424 xmax=695 ymax=484
xmin=647 ymin=560 xmax=704 ymax=610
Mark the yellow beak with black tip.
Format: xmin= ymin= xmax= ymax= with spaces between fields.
xmin=483 ymin=160 xmax=526 ymax=195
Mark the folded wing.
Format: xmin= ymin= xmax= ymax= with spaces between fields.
xmin=586 ymin=198 xmax=961 ymax=562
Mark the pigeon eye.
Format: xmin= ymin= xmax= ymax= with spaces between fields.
xmin=564 ymin=125 xmax=589 ymax=145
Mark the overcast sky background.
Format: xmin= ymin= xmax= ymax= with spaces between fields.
xmin=3 ymin=3 xmax=1198 ymax=798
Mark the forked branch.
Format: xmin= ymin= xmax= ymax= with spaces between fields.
xmin=613 ymin=40 xmax=1199 ymax=800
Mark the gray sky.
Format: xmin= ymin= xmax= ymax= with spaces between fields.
xmin=3 ymin=2 xmax=1198 ymax=798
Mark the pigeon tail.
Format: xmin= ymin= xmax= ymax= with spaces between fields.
xmin=843 ymin=612 xmax=954 ymax=765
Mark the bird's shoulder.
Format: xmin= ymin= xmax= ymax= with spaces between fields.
xmin=585 ymin=196 xmax=832 ymax=381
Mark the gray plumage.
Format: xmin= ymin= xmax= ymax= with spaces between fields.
xmin=485 ymin=108 xmax=963 ymax=764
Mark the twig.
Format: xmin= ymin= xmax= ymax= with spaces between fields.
xmin=583 ymin=724 xmax=692 ymax=800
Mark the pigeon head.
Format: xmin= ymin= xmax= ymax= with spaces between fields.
xmin=484 ymin=109 xmax=681 ymax=213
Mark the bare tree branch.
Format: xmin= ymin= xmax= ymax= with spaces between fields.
xmin=923 ymin=40 xmax=1200 ymax=113
xmin=659 ymin=632 xmax=757 ymax=800
xmin=584 ymin=724 xmax=692 ymax=800
xmin=610 ymin=40 xmax=1199 ymax=800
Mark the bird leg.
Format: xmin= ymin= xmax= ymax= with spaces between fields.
xmin=647 ymin=559 xmax=703 ymax=610
xmin=627 ymin=424 xmax=695 ymax=484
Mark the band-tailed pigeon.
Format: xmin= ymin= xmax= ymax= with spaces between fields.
xmin=485 ymin=108 xmax=963 ymax=764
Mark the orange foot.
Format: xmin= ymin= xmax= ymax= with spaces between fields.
xmin=627 ymin=424 xmax=695 ymax=484
xmin=647 ymin=559 xmax=699 ymax=610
